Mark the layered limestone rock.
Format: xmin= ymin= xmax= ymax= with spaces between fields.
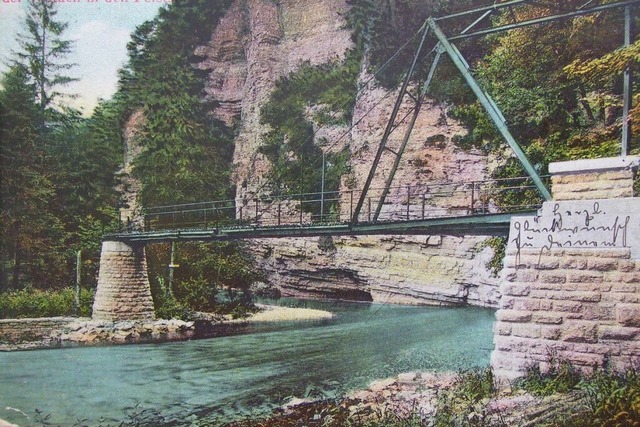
xmin=195 ymin=0 xmax=353 ymax=195
xmin=195 ymin=0 xmax=500 ymax=306
xmin=251 ymin=234 xmax=499 ymax=306
xmin=116 ymin=109 xmax=146 ymax=228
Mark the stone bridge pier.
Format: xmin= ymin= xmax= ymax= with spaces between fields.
xmin=92 ymin=241 xmax=155 ymax=321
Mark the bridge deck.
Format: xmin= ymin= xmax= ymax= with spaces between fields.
xmin=106 ymin=211 xmax=536 ymax=243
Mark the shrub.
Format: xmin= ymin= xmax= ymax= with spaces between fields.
xmin=0 ymin=287 xmax=94 ymax=319
xmin=434 ymin=367 xmax=496 ymax=427
xmin=517 ymin=360 xmax=581 ymax=397
xmin=580 ymin=368 xmax=640 ymax=427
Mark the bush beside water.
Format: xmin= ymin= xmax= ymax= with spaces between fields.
xmin=0 ymin=288 xmax=94 ymax=319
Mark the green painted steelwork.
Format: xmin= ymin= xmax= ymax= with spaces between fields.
xmin=623 ymin=5 xmax=634 ymax=156
xmin=447 ymin=0 xmax=640 ymax=41
xmin=351 ymin=23 xmax=432 ymax=224
xmin=105 ymin=211 xmax=531 ymax=244
xmin=434 ymin=0 xmax=531 ymax=22
xmin=372 ymin=49 xmax=444 ymax=222
xmin=428 ymin=18 xmax=553 ymax=201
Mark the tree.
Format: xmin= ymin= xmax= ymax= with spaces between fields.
xmin=114 ymin=0 xmax=235 ymax=207
xmin=15 ymin=0 xmax=77 ymax=129
xmin=0 ymin=65 xmax=63 ymax=290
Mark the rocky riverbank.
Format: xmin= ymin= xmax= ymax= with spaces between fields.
xmin=0 ymin=305 xmax=333 ymax=351
xmin=225 ymin=371 xmax=585 ymax=427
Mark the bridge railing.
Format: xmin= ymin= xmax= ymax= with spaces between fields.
xmin=140 ymin=176 xmax=547 ymax=232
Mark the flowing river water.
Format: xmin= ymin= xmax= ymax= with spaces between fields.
xmin=0 ymin=299 xmax=496 ymax=426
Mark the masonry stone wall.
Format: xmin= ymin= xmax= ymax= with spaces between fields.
xmin=550 ymin=157 xmax=638 ymax=201
xmin=491 ymin=156 xmax=640 ymax=380
xmin=492 ymin=247 xmax=640 ymax=379
xmin=92 ymin=241 xmax=156 ymax=321
xmin=551 ymin=169 xmax=635 ymax=201
xmin=0 ymin=317 xmax=76 ymax=346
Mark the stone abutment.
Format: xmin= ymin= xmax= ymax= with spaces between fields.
xmin=491 ymin=156 xmax=640 ymax=380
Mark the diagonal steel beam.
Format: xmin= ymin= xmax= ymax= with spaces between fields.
xmin=372 ymin=48 xmax=444 ymax=221
xmin=427 ymin=18 xmax=552 ymax=201
xmin=622 ymin=4 xmax=634 ymax=155
xmin=351 ymin=23 xmax=432 ymax=224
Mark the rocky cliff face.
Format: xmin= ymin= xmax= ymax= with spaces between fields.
xmin=195 ymin=0 xmax=501 ymax=307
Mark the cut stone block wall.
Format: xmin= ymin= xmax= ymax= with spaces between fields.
xmin=492 ymin=247 xmax=640 ymax=379
xmin=492 ymin=156 xmax=640 ymax=380
xmin=92 ymin=241 xmax=155 ymax=321
xmin=550 ymin=157 xmax=638 ymax=201
xmin=0 ymin=317 xmax=76 ymax=345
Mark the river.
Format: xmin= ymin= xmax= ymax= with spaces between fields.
xmin=0 ymin=299 xmax=496 ymax=426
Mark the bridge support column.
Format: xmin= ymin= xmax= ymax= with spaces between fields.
xmin=92 ymin=241 xmax=155 ymax=321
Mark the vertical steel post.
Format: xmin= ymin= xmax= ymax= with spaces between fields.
xmin=255 ymin=199 xmax=259 ymax=222
xmin=321 ymin=152 xmax=325 ymax=222
xmin=75 ymin=250 xmax=81 ymax=317
xmin=406 ymin=185 xmax=411 ymax=220
xmin=471 ymin=181 xmax=476 ymax=214
xmin=421 ymin=194 xmax=426 ymax=219
xmin=622 ymin=5 xmax=633 ymax=156
xmin=278 ymin=202 xmax=281 ymax=226
xmin=368 ymin=197 xmax=372 ymax=222
xmin=168 ymin=241 xmax=176 ymax=297
xmin=350 ymin=190 xmax=354 ymax=223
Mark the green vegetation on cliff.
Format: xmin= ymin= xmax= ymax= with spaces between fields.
xmin=259 ymin=53 xmax=358 ymax=200
xmin=117 ymin=0 xmax=235 ymax=207
xmin=261 ymin=0 xmax=640 ymax=205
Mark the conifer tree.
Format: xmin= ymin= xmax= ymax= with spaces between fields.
xmin=15 ymin=0 xmax=77 ymax=129
xmin=0 ymin=65 xmax=61 ymax=290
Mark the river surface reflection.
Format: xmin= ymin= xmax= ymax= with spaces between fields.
xmin=0 ymin=299 xmax=496 ymax=426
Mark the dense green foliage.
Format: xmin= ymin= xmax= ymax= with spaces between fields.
xmin=479 ymin=237 xmax=506 ymax=277
xmin=518 ymin=363 xmax=640 ymax=427
xmin=259 ymin=54 xmax=358 ymax=202
xmin=0 ymin=288 xmax=94 ymax=319
xmin=118 ymin=0 xmax=234 ymax=207
xmin=448 ymin=3 xmax=640 ymax=172
xmin=0 ymin=2 xmax=121 ymax=294
xmin=433 ymin=368 xmax=496 ymax=427
xmin=145 ymin=241 xmax=263 ymax=320
xmin=517 ymin=359 xmax=582 ymax=397
xmin=345 ymin=0 xmax=639 ymax=183
xmin=2 ymin=0 xmax=639 ymax=318
xmin=1 ymin=0 xmax=258 ymax=319
xmin=110 ymin=1 xmax=264 ymax=317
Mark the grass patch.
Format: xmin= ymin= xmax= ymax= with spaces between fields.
xmin=517 ymin=359 xmax=582 ymax=397
xmin=433 ymin=367 xmax=496 ymax=427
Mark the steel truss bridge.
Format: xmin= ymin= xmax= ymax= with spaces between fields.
xmin=108 ymin=0 xmax=637 ymax=244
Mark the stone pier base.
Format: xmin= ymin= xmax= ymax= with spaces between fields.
xmin=92 ymin=241 xmax=156 ymax=321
